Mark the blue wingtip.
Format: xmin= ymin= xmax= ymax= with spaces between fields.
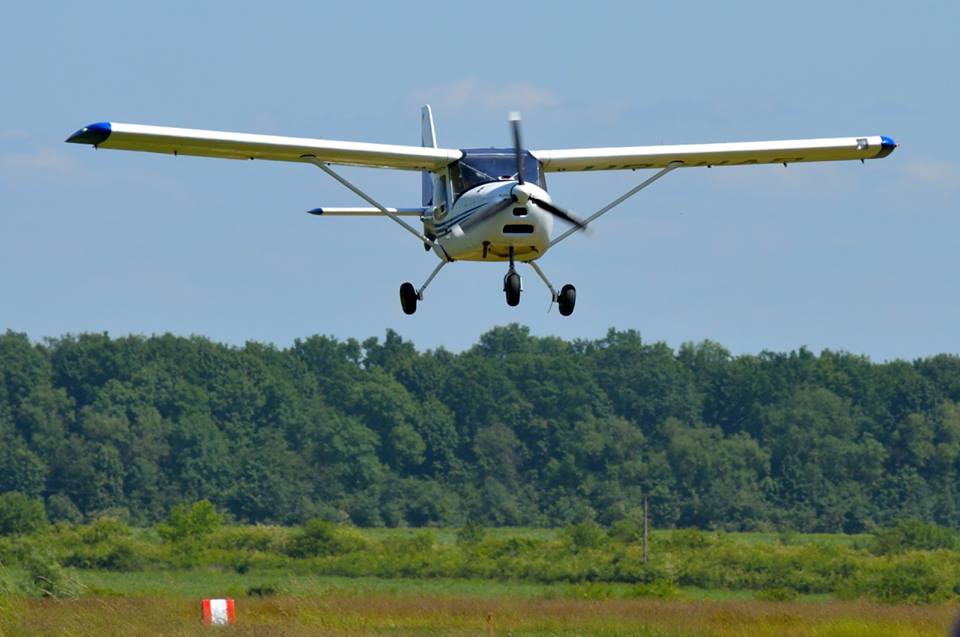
xmin=66 ymin=122 xmax=112 ymax=145
xmin=876 ymin=135 xmax=898 ymax=158
xmin=307 ymin=208 xmax=324 ymax=216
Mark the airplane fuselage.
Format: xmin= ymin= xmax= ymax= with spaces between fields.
xmin=424 ymin=148 xmax=556 ymax=262
xmin=430 ymin=180 xmax=555 ymax=261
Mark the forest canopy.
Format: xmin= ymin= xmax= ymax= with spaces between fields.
xmin=1 ymin=326 xmax=959 ymax=532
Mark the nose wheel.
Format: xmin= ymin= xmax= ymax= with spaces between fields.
xmin=504 ymin=271 xmax=522 ymax=306
xmin=503 ymin=246 xmax=523 ymax=307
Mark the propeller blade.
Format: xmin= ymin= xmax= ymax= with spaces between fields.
xmin=460 ymin=196 xmax=517 ymax=231
xmin=510 ymin=111 xmax=524 ymax=185
xmin=530 ymin=196 xmax=589 ymax=231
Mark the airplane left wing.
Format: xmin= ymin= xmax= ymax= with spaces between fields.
xmin=66 ymin=122 xmax=462 ymax=171
xmin=533 ymin=135 xmax=897 ymax=172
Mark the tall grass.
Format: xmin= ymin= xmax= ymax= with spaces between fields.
xmin=0 ymin=594 xmax=955 ymax=637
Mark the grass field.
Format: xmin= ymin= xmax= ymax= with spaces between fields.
xmin=2 ymin=592 xmax=957 ymax=637
xmin=3 ymin=524 xmax=960 ymax=635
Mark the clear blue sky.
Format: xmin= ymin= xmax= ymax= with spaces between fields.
xmin=2 ymin=1 xmax=957 ymax=360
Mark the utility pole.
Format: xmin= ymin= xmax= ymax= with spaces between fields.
xmin=642 ymin=495 xmax=649 ymax=563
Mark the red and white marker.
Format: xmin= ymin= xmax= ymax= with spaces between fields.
xmin=201 ymin=598 xmax=236 ymax=626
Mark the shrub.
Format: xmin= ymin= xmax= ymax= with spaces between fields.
xmin=609 ymin=519 xmax=642 ymax=543
xmin=21 ymin=551 xmax=79 ymax=597
xmin=80 ymin=517 xmax=131 ymax=545
xmin=98 ymin=541 xmax=144 ymax=571
xmin=562 ymin=521 xmax=607 ymax=552
xmin=861 ymin=557 xmax=952 ymax=603
xmin=383 ymin=530 xmax=435 ymax=554
xmin=869 ymin=519 xmax=956 ymax=555
xmin=45 ymin=494 xmax=82 ymax=524
xmin=663 ymin=529 xmax=719 ymax=549
xmin=157 ymin=500 xmax=223 ymax=543
xmin=285 ymin=520 xmax=367 ymax=558
xmin=456 ymin=519 xmax=486 ymax=545
xmin=209 ymin=525 xmax=288 ymax=553
xmin=0 ymin=492 xmax=46 ymax=536
xmin=630 ymin=580 xmax=679 ymax=599
xmin=756 ymin=587 xmax=800 ymax=602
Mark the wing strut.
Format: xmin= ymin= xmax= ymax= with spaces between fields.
xmin=549 ymin=161 xmax=683 ymax=248
xmin=302 ymin=155 xmax=430 ymax=244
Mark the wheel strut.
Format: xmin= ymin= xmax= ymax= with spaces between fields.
xmin=400 ymin=259 xmax=449 ymax=315
xmin=527 ymin=260 xmax=576 ymax=316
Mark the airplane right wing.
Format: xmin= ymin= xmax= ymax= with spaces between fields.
xmin=66 ymin=122 xmax=462 ymax=171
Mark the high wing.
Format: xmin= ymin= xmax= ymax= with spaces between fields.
xmin=532 ymin=135 xmax=897 ymax=172
xmin=66 ymin=122 xmax=462 ymax=171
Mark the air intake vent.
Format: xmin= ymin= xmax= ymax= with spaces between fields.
xmin=503 ymin=224 xmax=534 ymax=234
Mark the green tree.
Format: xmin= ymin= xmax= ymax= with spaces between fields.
xmin=0 ymin=491 xmax=47 ymax=535
xmin=157 ymin=500 xmax=223 ymax=542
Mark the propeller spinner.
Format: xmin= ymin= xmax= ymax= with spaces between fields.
xmin=463 ymin=113 xmax=589 ymax=232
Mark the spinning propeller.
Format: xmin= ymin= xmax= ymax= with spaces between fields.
xmin=462 ymin=113 xmax=588 ymax=232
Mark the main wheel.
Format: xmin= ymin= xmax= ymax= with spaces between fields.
xmin=400 ymin=282 xmax=418 ymax=315
xmin=504 ymin=271 xmax=521 ymax=307
xmin=558 ymin=284 xmax=576 ymax=316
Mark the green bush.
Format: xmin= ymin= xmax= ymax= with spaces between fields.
xmin=755 ymin=586 xmax=799 ymax=601
xmin=562 ymin=521 xmax=607 ymax=552
xmin=21 ymin=551 xmax=80 ymax=597
xmin=383 ymin=530 xmax=435 ymax=554
xmin=663 ymin=529 xmax=720 ymax=549
xmin=285 ymin=520 xmax=367 ymax=558
xmin=859 ymin=556 xmax=952 ymax=603
xmin=0 ymin=492 xmax=47 ymax=536
xmin=156 ymin=500 xmax=223 ymax=543
xmin=80 ymin=517 xmax=131 ymax=545
xmin=45 ymin=494 xmax=82 ymax=524
xmin=609 ymin=519 xmax=642 ymax=543
xmin=630 ymin=580 xmax=679 ymax=598
xmin=209 ymin=525 xmax=289 ymax=553
xmin=869 ymin=519 xmax=956 ymax=555
xmin=456 ymin=519 xmax=486 ymax=545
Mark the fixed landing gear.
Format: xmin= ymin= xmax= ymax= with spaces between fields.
xmin=528 ymin=261 xmax=576 ymax=316
xmin=558 ymin=283 xmax=576 ymax=316
xmin=399 ymin=254 xmax=576 ymax=316
xmin=504 ymin=271 xmax=522 ymax=306
xmin=399 ymin=282 xmax=418 ymax=315
xmin=503 ymin=247 xmax=522 ymax=306
xmin=400 ymin=259 xmax=449 ymax=315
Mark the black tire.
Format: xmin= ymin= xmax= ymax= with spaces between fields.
xmin=504 ymin=272 xmax=521 ymax=307
xmin=558 ymin=284 xmax=576 ymax=316
xmin=399 ymin=282 xmax=418 ymax=315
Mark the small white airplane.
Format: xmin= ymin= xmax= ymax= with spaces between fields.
xmin=67 ymin=108 xmax=897 ymax=316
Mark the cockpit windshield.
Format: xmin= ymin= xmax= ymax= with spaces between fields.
xmin=454 ymin=149 xmax=542 ymax=194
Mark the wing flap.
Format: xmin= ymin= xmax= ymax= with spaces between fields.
xmin=533 ymin=136 xmax=897 ymax=172
xmin=66 ymin=122 xmax=462 ymax=171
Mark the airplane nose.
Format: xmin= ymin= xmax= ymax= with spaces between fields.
xmin=511 ymin=182 xmax=536 ymax=204
xmin=65 ymin=122 xmax=112 ymax=145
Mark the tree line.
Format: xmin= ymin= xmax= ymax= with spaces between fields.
xmin=1 ymin=325 xmax=959 ymax=531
